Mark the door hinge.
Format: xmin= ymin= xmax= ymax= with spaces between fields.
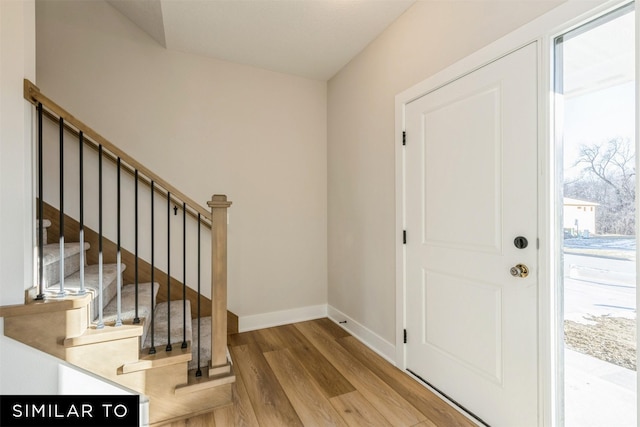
xmin=402 ymin=131 xmax=406 ymax=146
xmin=404 ymin=329 xmax=407 ymax=344
xmin=403 ymin=230 xmax=407 ymax=244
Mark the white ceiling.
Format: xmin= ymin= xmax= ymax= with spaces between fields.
xmin=107 ymin=0 xmax=416 ymax=81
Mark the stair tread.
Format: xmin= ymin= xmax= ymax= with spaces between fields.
xmin=120 ymin=345 xmax=192 ymax=374
xmin=0 ymin=293 xmax=92 ymax=317
xmin=49 ymin=262 xmax=125 ymax=292
xmin=41 ymin=242 xmax=89 ymax=266
xmin=45 ymin=264 xmax=124 ymax=317
xmin=64 ymin=323 xmax=143 ymax=348
xmin=36 ymin=219 xmax=52 ymax=228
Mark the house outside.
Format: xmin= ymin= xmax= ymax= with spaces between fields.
xmin=564 ymin=197 xmax=599 ymax=237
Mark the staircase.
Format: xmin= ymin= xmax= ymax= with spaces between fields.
xmin=0 ymin=80 xmax=236 ymax=426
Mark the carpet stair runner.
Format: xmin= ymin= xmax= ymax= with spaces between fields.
xmin=39 ymin=218 xmax=213 ymax=370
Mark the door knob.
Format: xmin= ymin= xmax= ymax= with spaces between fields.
xmin=510 ymin=264 xmax=529 ymax=278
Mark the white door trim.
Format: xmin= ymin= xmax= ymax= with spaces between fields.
xmin=394 ymin=1 xmax=633 ymax=426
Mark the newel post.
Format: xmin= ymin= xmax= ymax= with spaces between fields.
xmin=207 ymin=194 xmax=232 ymax=375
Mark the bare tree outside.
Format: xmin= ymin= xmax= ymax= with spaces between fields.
xmin=564 ymin=137 xmax=635 ymax=235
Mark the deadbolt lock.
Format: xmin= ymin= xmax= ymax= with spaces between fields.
xmin=510 ymin=264 xmax=529 ymax=278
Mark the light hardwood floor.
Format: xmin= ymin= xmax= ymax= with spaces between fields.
xmin=166 ymin=318 xmax=476 ymax=426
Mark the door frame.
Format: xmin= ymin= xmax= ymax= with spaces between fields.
xmin=394 ymin=1 xmax=638 ymax=426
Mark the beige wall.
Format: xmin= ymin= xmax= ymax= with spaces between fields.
xmin=327 ymin=1 xmax=562 ymax=344
xmin=0 ymin=0 xmax=61 ymax=395
xmin=36 ymin=0 xmax=327 ymax=320
xmin=1 ymin=0 xmax=35 ymax=305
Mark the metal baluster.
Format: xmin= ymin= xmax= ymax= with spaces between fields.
xmin=196 ymin=214 xmax=202 ymax=377
xmin=149 ymin=181 xmax=156 ymax=354
xmin=133 ymin=170 xmax=140 ymax=324
xmin=182 ymin=202 xmax=187 ymax=349
xmin=78 ymin=131 xmax=86 ymax=296
xmin=57 ymin=118 xmax=66 ymax=297
xmin=96 ymin=145 xmax=104 ymax=329
xmin=166 ymin=191 xmax=172 ymax=352
xmin=115 ymin=158 xmax=123 ymax=327
xmin=36 ymin=103 xmax=44 ymax=301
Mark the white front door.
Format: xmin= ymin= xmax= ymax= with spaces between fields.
xmin=405 ymin=42 xmax=539 ymax=427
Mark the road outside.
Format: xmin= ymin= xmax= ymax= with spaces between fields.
xmin=563 ymin=236 xmax=636 ymax=427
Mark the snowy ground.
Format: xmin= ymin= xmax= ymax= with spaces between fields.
xmin=564 ymin=235 xmax=636 ymax=260
xmin=562 ymin=235 xmax=637 ymax=427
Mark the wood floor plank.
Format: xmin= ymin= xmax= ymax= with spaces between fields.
xmin=253 ymin=323 xmax=308 ymax=353
xmin=213 ymin=360 xmax=260 ymax=427
xmin=295 ymin=320 xmax=426 ymax=427
xmin=212 ymin=404 xmax=233 ymax=427
xmin=182 ymin=411 xmax=216 ymax=427
xmin=411 ymin=420 xmax=440 ymax=427
xmin=179 ymin=319 xmax=473 ymax=427
xmin=229 ymin=343 xmax=303 ymax=427
xmin=228 ymin=330 xmax=253 ymax=347
xmin=329 ymin=390 xmax=393 ymax=427
xmin=264 ymin=348 xmax=349 ymax=426
xmin=315 ymin=317 xmax=351 ymax=339
xmin=337 ymin=335 xmax=476 ymax=427
xmin=288 ymin=340 xmax=356 ymax=399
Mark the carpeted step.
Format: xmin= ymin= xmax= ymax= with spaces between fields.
xmin=142 ymin=299 xmax=192 ymax=353
xmin=35 ymin=219 xmax=51 ymax=246
xmin=49 ymin=263 xmax=124 ymax=319
xmin=189 ymin=317 xmax=211 ymax=371
xmin=42 ymin=242 xmax=90 ymax=289
xmin=103 ymin=282 xmax=159 ymax=347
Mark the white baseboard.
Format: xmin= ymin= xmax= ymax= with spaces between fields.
xmin=238 ymin=304 xmax=327 ymax=332
xmin=327 ymin=305 xmax=396 ymax=364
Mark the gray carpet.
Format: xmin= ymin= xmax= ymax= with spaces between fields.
xmin=142 ymin=299 xmax=192 ymax=351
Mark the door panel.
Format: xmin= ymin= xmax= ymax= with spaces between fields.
xmin=422 ymin=85 xmax=502 ymax=252
xmin=405 ymin=43 xmax=538 ymax=427
xmin=424 ymin=270 xmax=503 ymax=382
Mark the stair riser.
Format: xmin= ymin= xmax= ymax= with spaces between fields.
xmin=44 ymin=250 xmax=84 ymax=289
xmin=66 ymin=337 xmax=148 ymax=401
xmin=189 ymin=318 xmax=211 ymax=371
xmin=89 ymin=274 xmax=119 ymax=322
xmin=36 ymin=228 xmax=48 ymax=247
xmin=143 ymin=300 xmax=192 ymax=352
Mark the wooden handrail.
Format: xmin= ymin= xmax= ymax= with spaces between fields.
xmin=24 ymin=79 xmax=212 ymax=222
